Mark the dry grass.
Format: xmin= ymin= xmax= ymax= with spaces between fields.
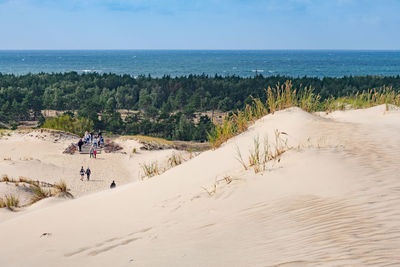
xmin=54 ymin=180 xmax=67 ymax=192
xmin=30 ymin=185 xmax=51 ymax=204
xmin=208 ymin=81 xmax=306 ymax=148
xmin=4 ymin=194 xmax=19 ymax=210
xmin=140 ymin=161 xmax=160 ymax=179
xmin=202 ymin=184 xmax=217 ymax=196
xmin=1 ymin=175 xmax=10 ymax=182
xmin=54 ymin=180 xmax=73 ymax=198
xmin=236 ymin=131 xmax=290 ymax=174
xmin=168 ymin=152 xmax=183 ymax=167
xmin=1 ymin=175 xmax=17 ymax=183
xmin=322 ymin=87 xmax=400 ymax=112
xmin=235 ymin=145 xmax=248 ymax=170
xmin=202 ymin=175 xmax=236 ymax=198
xmin=223 ymin=176 xmax=233 ymax=184
xmin=1 ymin=176 xmax=73 ymax=207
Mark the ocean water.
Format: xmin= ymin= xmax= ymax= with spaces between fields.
xmin=0 ymin=50 xmax=399 ymax=78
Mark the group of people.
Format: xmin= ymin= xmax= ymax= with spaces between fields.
xmin=77 ymin=131 xmax=115 ymax=188
xmin=79 ymin=166 xmax=116 ymax=189
xmin=77 ymin=131 xmax=105 ymax=159
xmin=83 ymin=131 xmax=104 ymax=148
xmin=80 ymin=166 xmax=91 ymax=181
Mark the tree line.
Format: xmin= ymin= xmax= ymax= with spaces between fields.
xmin=1 ymin=72 xmax=399 ymax=140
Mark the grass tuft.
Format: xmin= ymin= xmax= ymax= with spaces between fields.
xmin=168 ymin=152 xmax=182 ymax=167
xmin=55 ymin=180 xmax=68 ymax=192
xmin=30 ymin=185 xmax=51 ymax=204
xmin=236 ymin=131 xmax=290 ymax=174
xmin=140 ymin=161 xmax=160 ymax=179
xmin=4 ymin=194 xmax=19 ymax=210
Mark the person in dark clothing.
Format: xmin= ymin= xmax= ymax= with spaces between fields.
xmin=86 ymin=167 xmax=91 ymax=181
xmin=110 ymin=180 xmax=116 ymax=189
xmin=80 ymin=166 xmax=85 ymax=181
xmin=78 ymin=139 xmax=83 ymax=152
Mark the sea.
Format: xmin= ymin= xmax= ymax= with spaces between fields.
xmin=0 ymin=50 xmax=399 ymax=78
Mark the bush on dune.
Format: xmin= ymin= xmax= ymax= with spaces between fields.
xmin=42 ymin=115 xmax=94 ymax=136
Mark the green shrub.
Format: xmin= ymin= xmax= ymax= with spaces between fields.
xmin=42 ymin=115 xmax=94 ymax=136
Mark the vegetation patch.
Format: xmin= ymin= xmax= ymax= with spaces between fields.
xmin=208 ymin=81 xmax=400 ymax=148
xmin=4 ymin=194 xmax=20 ymax=210
xmin=140 ymin=161 xmax=160 ymax=179
xmin=0 ymin=176 xmax=73 ymax=210
xmin=235 ymin=130 xmax=290 ymax=174
xmin=42 ymin=115 xmax=94 ymax=136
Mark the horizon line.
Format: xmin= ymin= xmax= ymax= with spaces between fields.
xmin=1 ymin=49 xmax=400 ymax=52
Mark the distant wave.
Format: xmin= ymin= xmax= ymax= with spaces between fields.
xmin=1 ymin=50 xmax=400 ymax=78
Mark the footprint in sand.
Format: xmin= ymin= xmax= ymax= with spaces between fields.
xmin=64 ymin=227 xmax=153 ymax=257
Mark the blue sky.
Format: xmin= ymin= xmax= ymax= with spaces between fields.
xmin=0 ymin=0 xmax=399 ymax=49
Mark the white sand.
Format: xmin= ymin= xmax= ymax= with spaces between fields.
xmin=0 ymin=131 xmax=189 ymax=199
xmin=1 ymin=105 xmax=400 ymax=266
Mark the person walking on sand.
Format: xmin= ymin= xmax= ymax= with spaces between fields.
xmin=93 ymin=148 xmax=97 ymax=159
xmin=110 ymin=180 xmax=116 ymax=189
xmin=93 ymin=136 xmax=98 ymax=148
xmin=86 ymin=167 xmax=91 ymax=181
xmin=89 ymin=146 xmax=94 ymax=158
xmin=78 ymin=138 xmax=83 ymax=152
xmin=80 ymin=166 xmax=85 ymax=181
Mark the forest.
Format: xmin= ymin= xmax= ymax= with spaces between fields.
xmin=1 ymin=72 xmax=400 ymax=141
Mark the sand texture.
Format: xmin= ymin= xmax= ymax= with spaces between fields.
xmin=0 ymin=105 xmax=399 ymax=266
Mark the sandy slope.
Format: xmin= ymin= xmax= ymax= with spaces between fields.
xmin=0 ymin=131 xmax=189 ymax=198
xmin=0 ymin=105 xmax=400 ymax=266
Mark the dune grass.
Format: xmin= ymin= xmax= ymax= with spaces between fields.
xmin=322 ymin=87 xmax=400 ymax=112
xmin=140 ymin=161 xmax=160 ymax=179
xmin=168 ymin=152 xmax=182 ymax=167
xmin=236 ymin=131 xmax=290 ymax=174
xmin=30 ymin=184 xmax=51 ymax=204
xmin=208 ymin=81 xmax=400 ymax=148
xmin=54 ymin=180 xmax=73 ymax=198
xmin=54 ymin=180 xmax=67 ymax=192
xmin=1 ymin=176 xmax=73 ymax=208
xmin=4 ymin=194 xmax=19 ymax=210
xmin=208 ymin=81 xmax=317 ymax=148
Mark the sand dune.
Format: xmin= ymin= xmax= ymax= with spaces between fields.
xmin=0 ymin=131 xmax=190 ymax=199
xmin=1 ymin=105 xmax=400 ymax=266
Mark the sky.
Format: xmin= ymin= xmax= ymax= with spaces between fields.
xmin=0 ymin=0 xmax=399 ymax=50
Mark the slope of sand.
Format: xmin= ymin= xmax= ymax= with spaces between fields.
xmin=1 ymin=105 xmax=400 ymax=266
xmin=0 ymin=131 xmax=190 ymax=198
xmin=0 ymin=131 xmax=192 ymax=222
